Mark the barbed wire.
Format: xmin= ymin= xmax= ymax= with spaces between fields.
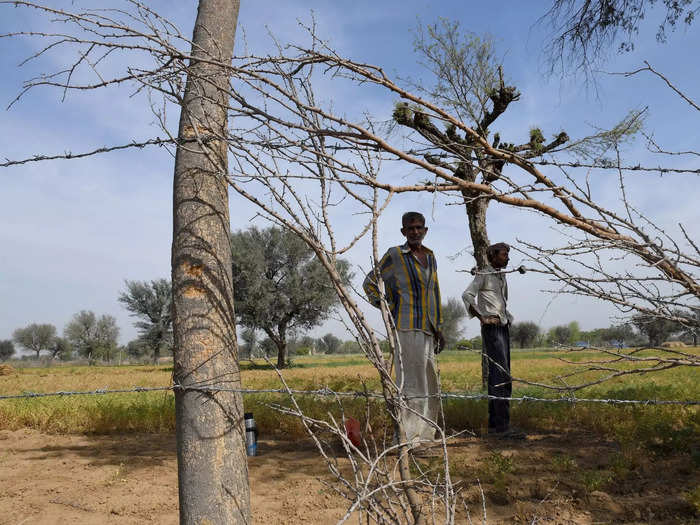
xmin=0 ymin=384 xmax=697 ymax=406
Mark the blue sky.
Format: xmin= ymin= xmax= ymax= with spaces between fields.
xmin=1 ymin=1 xmax=698 ymax=347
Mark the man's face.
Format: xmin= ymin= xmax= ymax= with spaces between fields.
xmin=492 ymin=249 xmax=509 ymax=269
xmin=401 ymin=219 xmax=427 ymax=248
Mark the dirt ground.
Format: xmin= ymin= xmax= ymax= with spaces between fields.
xmin=0 ymin=429 xmax=696 ymax=524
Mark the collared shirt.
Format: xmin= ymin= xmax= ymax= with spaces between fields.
xmin=363 ymin=243 xmax=442 ymax=334
xmin=462 ymin=264 xmax=513 ymax=325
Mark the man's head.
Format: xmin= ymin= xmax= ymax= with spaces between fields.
xmin=401 ymin=211 xmax=427 ymax=248
xmin=487 ymin=242 xmax=510 ymax=269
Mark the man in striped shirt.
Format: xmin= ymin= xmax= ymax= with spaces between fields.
xmin=363 ymin=212 xmax=445 ymax=445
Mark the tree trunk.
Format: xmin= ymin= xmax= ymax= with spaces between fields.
xmin=463 ymin=190 xmax=491 ymax=270
xmin=276 ymin=342 xmax=288 ymax=368
xmin=171 ymin=1 xmax=250 ymax=524
xmin=462 ymin=188 xmax=491 ymax=389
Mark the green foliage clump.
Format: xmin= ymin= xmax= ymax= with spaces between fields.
xmin=529 ymin=127 xmax=545 ymax=152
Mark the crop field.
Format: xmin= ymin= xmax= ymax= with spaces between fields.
xmin=1 ymin=349 xmax=697 ymax=440
xmin=0 ymin=349 xmax=698 ymax=523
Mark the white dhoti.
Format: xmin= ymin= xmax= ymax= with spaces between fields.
xmin=395 ymin=330 xmax=440 ymax=443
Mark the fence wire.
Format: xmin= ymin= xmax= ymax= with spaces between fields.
xmin=0 ymin=385 xmax=697 ymax=406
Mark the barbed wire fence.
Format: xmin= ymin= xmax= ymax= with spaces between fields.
xmin=1 ymin=384 xmax=697 ymax=406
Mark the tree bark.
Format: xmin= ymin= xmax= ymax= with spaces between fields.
xmin=171 ymin=1 xmax=250 ymax=524
xmin=459 ymin=165 xmax=492 ymax=389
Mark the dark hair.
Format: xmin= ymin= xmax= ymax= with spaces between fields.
xmin=486 ymin=242 xmax=510 ymax=263
xmin=401 ymin=211 xmax=426 ymax=227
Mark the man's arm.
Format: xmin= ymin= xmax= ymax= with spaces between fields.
xmin=462 ymin=276 xmax=501 ymax=325
xmin=461 ymin=274 xmax=483 ymax=320
xmin=363 ymin=250 xmax=393 ymax=308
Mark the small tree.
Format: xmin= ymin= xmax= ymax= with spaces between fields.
xmin=125 ymin=339 xmax=149 ymax=360
xmin=118 ymin=279 xmax=172 ymax=363
xmin=511 ymin=321 xmax=541 ymax=348
xmin=632 ymin=313 xmax=678 ymax=346
xmin=231 ymin=226 xmax=350 ymax=368
xmin=298 ymin=335 xmax=318 ymax=355
xmin=318 ymin=333 xmax=342 ymax=354
xmin=339 ymin=340 xmax=362 ymax=354
xmin=64 ymin=310 xmax=119 ymax=364
xmin=50 ymin=337 xmax=72 ymax=360
xmin=0 ymin=340 xmax=15 ymax=361
xmin=548 ymin=324 xmax=572 ymax=346
xmin=441 ymin=298 xmax=466 ymax=348
xmin=12 ymin=323 xmax=56 ymax=359
xmin=238 ymin=327 xmax=258 ymax=359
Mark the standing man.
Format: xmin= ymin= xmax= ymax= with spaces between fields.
xmin=462 ymin=242 xmax=524 ymax=439
xmin=363 ymin=212 xmax=445 ymax=446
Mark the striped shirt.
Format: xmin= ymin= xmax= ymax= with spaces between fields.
xmin=363 ymin=243 xmax=442 ymax=334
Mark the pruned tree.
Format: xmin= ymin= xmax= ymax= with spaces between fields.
xmin=441 ymin=297 xmax=466 ymax=348
xmin=64 ymin=311 xmax=119 ymax=364
xmin=0 ymin=340 xmax=15 ymax=361
xmin=12 ymin=323 xmax=56 ymax=359
xmin=118 ymin=279 xmax=172 ymax=364
xmin=511 ymin=321 xmax=541 ymax=348
xmin=231 ymin=226 xmax=351 ymax=368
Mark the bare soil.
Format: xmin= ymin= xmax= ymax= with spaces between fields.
xmin=0 ymin=429 xmax=696 ymax=524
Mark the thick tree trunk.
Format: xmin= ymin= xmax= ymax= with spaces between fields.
xmin=276 ymin=335 xmax=288 ymax=369
xmin=464 ymin=194 xmax=491 ymax=270
xmin=171 ymin=1 xmax=250 ymax=524
xmin=462 ymin=188 xmax=491 ymax=389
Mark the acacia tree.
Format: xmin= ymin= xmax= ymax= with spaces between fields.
xmin=12 ymin=323 xmax=56 ymax=359
xmin=49 ymin=337 xmax=72 ymax=360
xmin=441 ymin=298 xmax=466 ymax=348
xmin=542 ymin=0 xmax=699 ymax=74
xmin=511 ymin=321 xmax=540 ymax=348
xmin=64 ymin=311 xmax=119 ymax=364
xmin=0 ymin=340 xmax=14 ymax=361
xmin=231 ymin=226 xmax=350 ymax=368
xmin=318 ymin=333 xmax=342 ymax=354
xmin=632 ymin=313 xmax=678 ymax=346
xmin=118 ymin=279 xmax=172 ymax=363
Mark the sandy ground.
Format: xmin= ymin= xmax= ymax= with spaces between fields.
xmin=0 ymin=429 xmax=696 ymax=524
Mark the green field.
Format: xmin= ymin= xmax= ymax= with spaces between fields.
xmin=1 ymin=349 xmax=698 ymax=453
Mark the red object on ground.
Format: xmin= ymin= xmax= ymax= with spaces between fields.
xmin=344 ymin=417 xmax=362 ymax=447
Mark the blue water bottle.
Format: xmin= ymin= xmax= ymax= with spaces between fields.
xmin=244 ymin=412 xmax=257 ymax=456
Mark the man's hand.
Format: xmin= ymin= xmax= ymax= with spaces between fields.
xmin=435 ymin=331 xmax=446 ymax=354
xmin=480 ymin=316 xmax=501 ymax=326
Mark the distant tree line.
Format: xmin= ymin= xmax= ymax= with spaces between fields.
xmin=2 ymin=278 xmax=173 ymax=364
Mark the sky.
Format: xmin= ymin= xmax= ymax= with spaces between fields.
xmin=0 ymin=0 xmax=698 ymax=349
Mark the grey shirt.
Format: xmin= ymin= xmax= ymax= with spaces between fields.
xmin=461 ymin=264 xmax=514 ymax=325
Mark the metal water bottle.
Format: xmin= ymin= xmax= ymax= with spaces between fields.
xmin=244 ymin=412 xmax=257 ymax=456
